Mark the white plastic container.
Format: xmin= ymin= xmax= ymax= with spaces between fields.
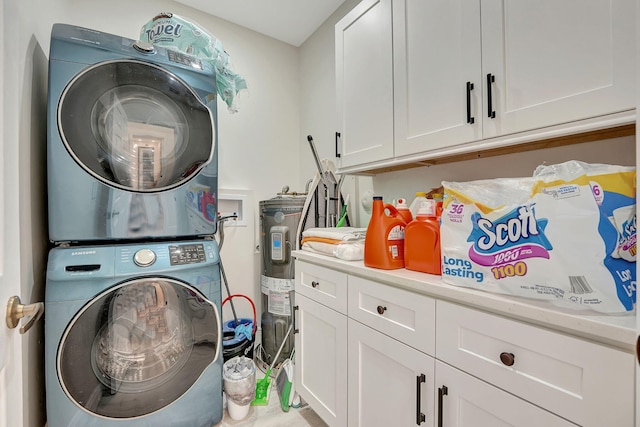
xmin=409 ymin=192 xmax=428 ymax=218
xmin=227 ymin=399 xmax=251 ymax=420
xmin=223 ymin=356 xmax=256 ymax=420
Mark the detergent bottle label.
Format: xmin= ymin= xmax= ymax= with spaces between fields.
xmin=387 ymin=225 xmax=405 ymax=260
xmin=388 ymin=225 xmax=405 ymax=240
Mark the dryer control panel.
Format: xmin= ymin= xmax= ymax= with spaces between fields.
xmin=169 ymin=243 xmax=206 ymax=265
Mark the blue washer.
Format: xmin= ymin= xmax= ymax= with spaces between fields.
xmin=45 ymin=240 xmax=224 ymax=426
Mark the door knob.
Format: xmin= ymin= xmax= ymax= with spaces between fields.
xmin=6 ymin=296 xmax=44 ymax=334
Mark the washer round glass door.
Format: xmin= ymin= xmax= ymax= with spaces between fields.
xmin=58 ymin=60 xmax=215 ymax=192
xmin=57 ymin=278 xmax=220 ymax=418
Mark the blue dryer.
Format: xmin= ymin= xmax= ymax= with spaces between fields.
xmin=47 ymin=24 xmax=219 ymax=244
xmin=45 ymin=240 xmax=223 ymax=426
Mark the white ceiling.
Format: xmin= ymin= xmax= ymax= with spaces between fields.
xmin=174 ymin=0 xmax=349 ymax=47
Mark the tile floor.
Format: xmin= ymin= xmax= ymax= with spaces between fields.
xmin=214 ymin=382 xmax=327 ymax=427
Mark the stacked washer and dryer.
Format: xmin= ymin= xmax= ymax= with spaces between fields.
xmin=44 ymin=24 xmax=224 ymax=426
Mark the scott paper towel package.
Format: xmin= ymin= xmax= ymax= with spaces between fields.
xmin=441 ymin=161 xmax=636 ymax=314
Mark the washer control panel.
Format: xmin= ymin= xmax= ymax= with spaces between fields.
xmin=133 ymin=249 xmax=157 ymax=267
xmin=169 ymin=243 xmax=206 ymax=265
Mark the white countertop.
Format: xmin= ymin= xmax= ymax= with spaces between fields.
xmin=293 ymin=250 xmax=637 ymax=352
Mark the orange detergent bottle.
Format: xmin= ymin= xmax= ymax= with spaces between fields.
xmin=404 ymin=199 xmax=442 ymax=275
xmin=431 ymin=193 xmax=444 ymax=218
xmin=364 ymin=196 xmax=406 ymax=270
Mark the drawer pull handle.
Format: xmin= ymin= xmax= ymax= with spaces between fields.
xmin=416 ymin=374 xmax=426 ymax=425
xmin=311 ymin=281 xmax=319 ymax=288
xmin=376 ymin=305 xmax=387 ymax=315
xmin=500 ymin=352 xmax=515 ymax=366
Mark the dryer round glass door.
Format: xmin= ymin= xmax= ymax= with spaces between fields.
xmin=57 ymin=278 xmax=221 ymax=418
xmin=58 ymin=59 xmax=215 ymax=192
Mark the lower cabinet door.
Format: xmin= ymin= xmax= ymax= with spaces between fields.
xmin=348 ymin=319 xmax=435 ymax=427
xmin=435 ymin=361 xmax=577 ymax=427
xmin=294 ymin=293 xmax=348 ymax=427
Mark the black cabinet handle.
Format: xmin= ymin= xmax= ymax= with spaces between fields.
xmin=487 ymin=73 xmax=496 ymax=119
xmin=335 ymin=132 xmax=341 ymax=158
xmin=466 ymin=81 xmax=475 ymax=124
xmin=376 ymin=305 xmax=387 ymax=315
xmin=293 ymin=305 xmax=299 ymax=334
xmin=416 ymin=374 xmax=426 ymax=425
xmin=311 ymin=281 xmax=319 ymax=288
xmin=438 ymin=385 xmax=448 ymax=427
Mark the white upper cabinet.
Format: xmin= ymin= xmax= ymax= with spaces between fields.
xmin=339 ymin=0 xmax=635 ymax=169
xmin=335 ymin=0 xmax=394 ymax=168
xmin=480 ymin=0 xmax=635 ymax=139
xmin=393 ymin=0 xmax=483 ymax=156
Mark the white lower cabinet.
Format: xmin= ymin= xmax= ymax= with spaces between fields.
xmin=294 ymin=259 xmax=635 ymax=426
xmin=294 ymin=292 xmax=348 ymax=427
xmin=436 ymin=300 xmax=635 ymax=427
xmin=348 ymin=319 xmax=435 ymax=427
xmin=435 ymin=361 xmax=576 ymax=427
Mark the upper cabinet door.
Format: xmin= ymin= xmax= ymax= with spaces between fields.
xmin=335 ymin=0 xmax=394 ymax=168
xmin=481 ymin=0 xmax=635 ymax=139
xmin=393 ymin=0 xmax=482 ymax=157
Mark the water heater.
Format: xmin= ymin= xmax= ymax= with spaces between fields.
xmin=259 ymin=195 xmax=305 ymax=365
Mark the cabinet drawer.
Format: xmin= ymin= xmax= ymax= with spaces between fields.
xmin=436 ymin=301 xmax=634 ymax=427
xmin=348 ymin=276 xmax=435 ymax=355
xmin=436 ymin=361 xmax=576 ymax=427
xmin=295 ymin=261 xmax=348 ymax=314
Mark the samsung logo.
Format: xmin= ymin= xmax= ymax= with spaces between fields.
xmin=71 ymin=250 xmax=96 ymax=256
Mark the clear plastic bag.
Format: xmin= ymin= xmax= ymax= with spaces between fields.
xmin=441 ymin=161 xmax=636 ymax=313
xmin=333 ymin=240 xmax=365 ymax=261
xmin=140 ymin=12 xmax=248 ymax=113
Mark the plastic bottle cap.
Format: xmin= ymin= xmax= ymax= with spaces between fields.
xmin=396 ymin=198 xmax=409 ymax=208
xmin=417 ymin=199 xmax=436 ymax=216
